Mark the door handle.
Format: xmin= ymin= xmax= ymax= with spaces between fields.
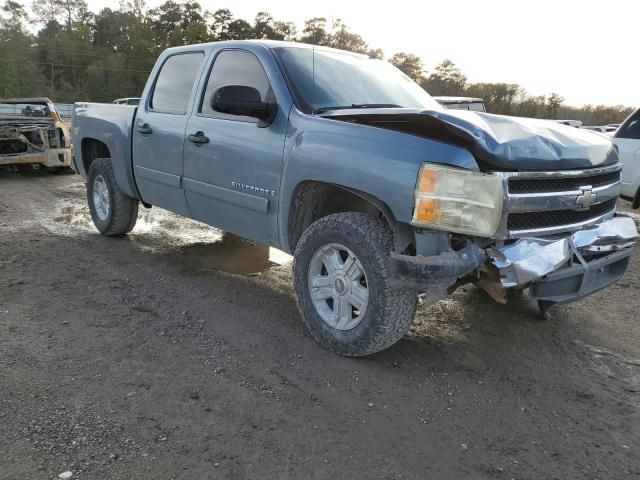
xmin=188 ymin=131 xmax=210 ymax=145
xmin=136 ymin=124 xmax=153 ymax=135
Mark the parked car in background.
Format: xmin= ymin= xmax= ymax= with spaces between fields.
xmin=614 ymin=107 xmax=640 ymax=206
xmin=73 ymin=40 xmax=637 ymax=356
xmin=0 ymin=97 xmax=73 ymax=172
xmin=434 ymin=96 xmax=486 ymax=112
xmin=553 ymin=119 xmax=582 ymax=128
xmin=582 ymin=125 xmax=619 ymax=135
xmin=112 ymin=98 xmax=140 ymax=106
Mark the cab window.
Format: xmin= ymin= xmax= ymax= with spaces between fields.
xmin=151 ymin=52 xmax=204 ymax=114
xmin=200 ymin=49 xmax=274 ymax=121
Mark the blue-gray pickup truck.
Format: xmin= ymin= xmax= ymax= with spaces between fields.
xmin=73 ymin=40 xmax=638 ymax=356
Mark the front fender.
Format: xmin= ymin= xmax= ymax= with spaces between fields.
xmin=278 ymin=109 xmax=478 ymax=249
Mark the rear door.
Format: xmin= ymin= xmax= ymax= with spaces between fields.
xmin=132 ymin=51 xmax=206 ymax=216
xmin=182 ymin=48 xmax=288 ymax=245
xmin=614 ymin=109 xmax=640 ymax=199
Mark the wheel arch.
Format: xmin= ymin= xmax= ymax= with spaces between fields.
xmin=286 ymin=180 xmax=415 ymax=254
xmin=79 ymin=137 xmax=141 ymax=200
xmin=80 ymin=138 xmax=111 ymax=176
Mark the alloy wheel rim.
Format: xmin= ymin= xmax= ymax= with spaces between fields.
xmin=308 ymin=243 xmax=369 ymax=330
xmin=93 ymin=175 xmax=110 ymax=221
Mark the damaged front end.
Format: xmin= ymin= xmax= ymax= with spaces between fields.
xmin=488 ymin=215 xmax=637 ymax=314
xmin=0 ymin=97 xmax=72 ymax=169
xmin=389 ymin=159 xmax=638 ymax=316
xmin=391 ymin=216 xmax=638 ymax=316
xmin=0 ymin=125 xmax=47 ymax=156
xmin=489 ymin=216 xmax=638 ymax=288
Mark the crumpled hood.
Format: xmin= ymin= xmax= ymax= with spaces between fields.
xmin=321 ymin=108 xmax=617 ymax=171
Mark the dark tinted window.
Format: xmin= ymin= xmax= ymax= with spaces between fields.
xmin=200 ymin=50 xmax=273 ymax=116
xmin=151 ymin=52 xmax=204 ymax=113
xmin=618 ymin=110 xmax=640 ymax=140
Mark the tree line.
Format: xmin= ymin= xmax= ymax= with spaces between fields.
xmin=0 ymin=0 xmax=633 ymax=124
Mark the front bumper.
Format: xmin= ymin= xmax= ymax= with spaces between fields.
xmin=0 ymin=148 xmax=72 ymax=168
xmin=490 ymin=215 xmax=637 ymax=306
xmin=390 ymin=215 xmax=638 ymax=307
xmin=390 ymin=241 xmax=486 ymax=291
xmin=528 ymin=248 xmax=631 ymax=306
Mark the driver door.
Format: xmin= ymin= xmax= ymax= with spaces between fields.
xmin=183 ymin=48 xmax=287 ymax=245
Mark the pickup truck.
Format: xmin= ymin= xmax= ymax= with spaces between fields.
xmin=73 ymin=40 xmax=638 ymax=356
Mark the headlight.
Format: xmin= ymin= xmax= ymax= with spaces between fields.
xmin=412 ymin=163 xmax=503 ymax=237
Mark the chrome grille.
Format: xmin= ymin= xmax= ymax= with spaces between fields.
xmin=494 ymin=163 xmax=622 ymax=239
xmin=507 ymin=198 xmax=617 ymax=231
xmin=507 ymin=170 xmax=621 ymax=194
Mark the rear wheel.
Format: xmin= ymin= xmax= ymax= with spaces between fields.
xmin=293 ymin=212 xmax=418 ymax=356
xmin=87 ymin=158 xmax=138 ymax=235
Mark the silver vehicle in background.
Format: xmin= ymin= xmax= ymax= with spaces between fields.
xmin=582 ymin=125 xmax=619 ymax=136
xmin=112 ymin=98 xmax=140 ymax=106
xmin=434 ymin=96 xmax=486 ymax=112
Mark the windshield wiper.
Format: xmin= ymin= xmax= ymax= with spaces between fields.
xmin=315 ymin=103 xmax=402 ymax=114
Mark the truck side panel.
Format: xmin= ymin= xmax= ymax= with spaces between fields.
xmin=73 ymin=103 xmax=140 ymax=199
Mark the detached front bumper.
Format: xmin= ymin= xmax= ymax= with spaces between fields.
xmin=489 ymin=215 xmax=637 ymax=306
xmin=390 ymin=215 xmax=638 ymax=308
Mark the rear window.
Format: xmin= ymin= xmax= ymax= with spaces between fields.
xmin=0 ymin=102 xmax=52 ymax=118
xmin=150 ymin=52 xmax=204 ymax=113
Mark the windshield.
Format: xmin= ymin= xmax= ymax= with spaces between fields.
xmin=0 ymin=102 xmax=53 ymax=119
xmin=273 ymin=47 xmax=442 ymax=114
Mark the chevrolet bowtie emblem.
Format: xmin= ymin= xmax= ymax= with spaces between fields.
xmin=576 ymin=186 xmax=596 ymax=209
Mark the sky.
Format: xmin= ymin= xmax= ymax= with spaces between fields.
xmin=81 ymin=0 xmax=638 ymax=107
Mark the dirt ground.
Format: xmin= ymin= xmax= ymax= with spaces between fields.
xmin=1 ymin=170 xmax=639 ymax=480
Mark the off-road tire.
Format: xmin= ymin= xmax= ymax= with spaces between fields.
xmin=87 ymin=158 xmax=138 ymax=235
xmin=293 ymin=212 xmax=418 ymax=356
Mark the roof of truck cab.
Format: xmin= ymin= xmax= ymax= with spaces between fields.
xmin=163 ymin=40 xmax=369 ymax=57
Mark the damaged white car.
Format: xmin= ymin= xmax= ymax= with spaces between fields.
xmin=0 ymin=97 xmax=73 ymax=172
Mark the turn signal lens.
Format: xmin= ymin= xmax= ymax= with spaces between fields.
xmin=412 ymin=163 xmax=503 ymax=237
xmin=415 ymin=198 xmax=441 ymax=223
xmin=418 ymin=169 xmax=437 ymax=193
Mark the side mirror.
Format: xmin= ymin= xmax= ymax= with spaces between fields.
xmin=211 ymin=85 xmax=276 ymax=122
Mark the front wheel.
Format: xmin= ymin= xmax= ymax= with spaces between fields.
xmin=293 ymin=212 xmax=418 ymax=356
xmin=87 ymin=158 xmax=139 ymax=235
